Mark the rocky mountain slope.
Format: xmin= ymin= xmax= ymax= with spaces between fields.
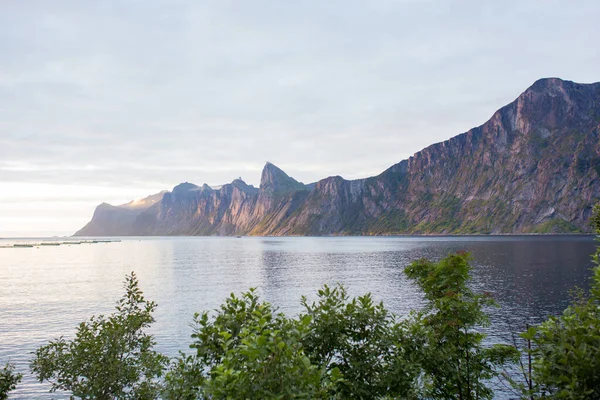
xmin=75 ymin=78 xmax=600 ymax=236
xmin=76 ymin=191 xmax=166 ymax=236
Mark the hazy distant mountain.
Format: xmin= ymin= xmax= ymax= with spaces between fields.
xmin=75 ymin=78 xmax=600 ymax=236
xmin=75 ymin=191 xmax=166 ymax=236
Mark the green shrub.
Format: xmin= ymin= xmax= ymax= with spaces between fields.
xmin=520 ymin=204 xmax=600 ymax=399
xmin=301 ymin=285 xmax=418 ymax=399
xmin=0 ymin=362 xmax=22 ymax=400
xmin=404 ymin=253 xmax=518 ymax=399
xmin=30 ymin=273 xmax=168 ymax=399
xmin=163 ymin=289 xmax=336 ymax=399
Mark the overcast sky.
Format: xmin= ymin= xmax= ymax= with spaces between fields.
xmin=1 ymin=0 xmax=599 ymax=236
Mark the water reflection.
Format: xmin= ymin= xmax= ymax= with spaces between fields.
xmin=0 ymin=236 xmax=596 ymax=399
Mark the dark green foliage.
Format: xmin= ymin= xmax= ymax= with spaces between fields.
xmin=529 ymin=218 xmax=582 ymax=234
xmin=591 ymin=203 xmax=600 ymax=233
xmin=0 ymin=362 xmax=22 ymax=400
xmin=404 ymin=253 xmax=518 ymax=399
xmin=364 ymin=209 xmax=411 ymax=235
xmin=301 ymin=285 xmax=418 ymax=399
xmin=162 ymin=353 xmax=204 ymax=400
xmin=30 ymin=272 xmax=168 ymax=399
xmin=412 ymin=195 xmax=465 ymax=233
xmin=528 ymin=130 xmax=550 ymax=149
xmin=522 ymin=292 xmax=600 ymax=399
xmin=164 ymin=255 xmax=515 ymax=399
xmin=165 ymin=285 xmax=420 ymax=400
xmin=163 ymin=289 xmax=335 ymax=399
xmin=519 ymin=204 xmax=600 ymax=399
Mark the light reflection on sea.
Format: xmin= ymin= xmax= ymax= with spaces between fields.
xmin=0 ymin=236 xmax=596 ymax=399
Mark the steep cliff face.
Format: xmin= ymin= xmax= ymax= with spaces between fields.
xmin=76 ymin=78 xmax=600 ymax=236
xmin=389 ymin=78 xmax=600 ymax=233
xmin=76 ymin=162 xmax=311 ymax=236
xmin=75 ymin=192 xmax=166 ymax=236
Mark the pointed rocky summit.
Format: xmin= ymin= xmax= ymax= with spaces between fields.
xmin=75 ymin=78 xmax=600 ymax=236
xmin=260 ymin=162 xmax=306 ymax=194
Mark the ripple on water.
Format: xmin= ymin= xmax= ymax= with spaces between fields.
xmin=0 ymin=235 xmax=595 ymax=399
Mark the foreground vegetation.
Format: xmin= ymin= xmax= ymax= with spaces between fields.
xmin=2 ymin=212 xmax=600 ymax=399
xmin=0 ymin=363 xmax=21 ymax=400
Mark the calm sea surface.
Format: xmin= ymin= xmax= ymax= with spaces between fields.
xmin=0 ymin=236 xmax=597 ymax=399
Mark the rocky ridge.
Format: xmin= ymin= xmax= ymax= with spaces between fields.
xmin=75 ymin=78 xmax=600 ymax=236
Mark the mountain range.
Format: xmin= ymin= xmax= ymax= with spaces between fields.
xmin=75 ymin=78 xmax=600 ymax=236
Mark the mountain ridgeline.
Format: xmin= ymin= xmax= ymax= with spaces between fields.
xmin=76 ymin=78 xmax=600 ymax=236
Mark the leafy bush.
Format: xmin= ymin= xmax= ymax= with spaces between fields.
xmin=301 ymin=285 xmax=418 ymax=399
xmin=519 ymin=205 xmax=600 ymax=399
xmin=30 ymin=272 xmax=168 ymax=399
xmin=165 ymin=255 xmax=514 ymax=400
xmin=0 ymin=362 xmax=22 ymax=400
xmin=163 ymin=289 xmax=335 ymax=399
xmin=404 ymin=252 xmax=518 ymax=399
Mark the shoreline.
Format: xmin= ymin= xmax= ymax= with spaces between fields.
xmin=1 ymin=233 xmax=596 ymax=241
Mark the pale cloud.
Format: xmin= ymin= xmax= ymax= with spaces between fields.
xmin=1 ymin=0 xmax=599 ymax=235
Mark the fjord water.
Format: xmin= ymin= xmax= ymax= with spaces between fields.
xmin=0 ymin=236 xmax=596 ymax=398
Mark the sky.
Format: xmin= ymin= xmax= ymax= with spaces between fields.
xmin=1 ymin=0 xmax=599 ymax=236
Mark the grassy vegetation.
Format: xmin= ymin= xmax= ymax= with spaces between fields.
xmin=529 ymin=218 xmax=582 ymax=234
xmin=528 ymin=129 xmax=550 ymax=149
xmin=363 ymin=209 xmax=411 ymax=235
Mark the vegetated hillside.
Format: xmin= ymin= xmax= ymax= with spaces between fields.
xmin=75 ymin=78 xmax=600 ymax=236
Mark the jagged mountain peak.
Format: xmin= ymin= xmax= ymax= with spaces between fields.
xmin=260 ymin=162 xmax=305 ymax=193
xmin=230 ymin=178 xmax=257 ymax=193
xmin=510 ymin=77 xmax=600 ymax=113
xmin=517 ymin=77 xmax=600 ymax=105
xmin=505 ymin=77 xmax=600 ymax=136
xmin=525 ymin=77 xmax=599 ymax=94
xmin=172 ymin=182 xmax=199 ymax=193
xmin=262 ymin=161 xmax=286 ymax=177
xmin=75 ymin=78 xmax=600 ymax=236
xmin=529 ymin=77 xmax=567 ymax=89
